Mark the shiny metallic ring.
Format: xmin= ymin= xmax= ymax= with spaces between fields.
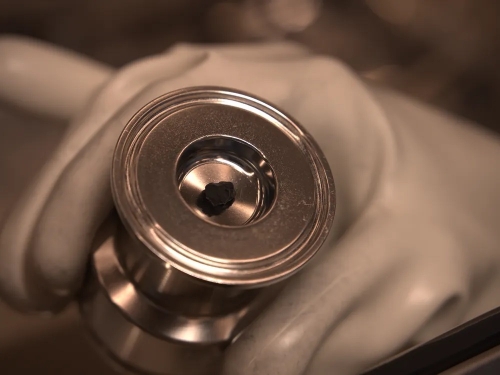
xmin=79 ymin=87 xmax=335 ymax=375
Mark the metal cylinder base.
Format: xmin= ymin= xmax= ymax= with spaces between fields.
xmin=80 ymin=234 xmax=224 ymax=375
xmin=79 ymin=87 xmax=336 ymax=375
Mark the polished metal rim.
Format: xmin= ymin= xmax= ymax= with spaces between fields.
xmin=111 ymin=86 xmax=335 ymax=286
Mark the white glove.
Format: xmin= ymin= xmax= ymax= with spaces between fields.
xmin=1 ymin=36 xmax=500 ymax=375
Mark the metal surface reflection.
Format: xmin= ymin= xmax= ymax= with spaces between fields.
xmin=177 ymin=135 xmax=276 ymax=227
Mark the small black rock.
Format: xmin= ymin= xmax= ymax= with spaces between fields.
xmin=196 ymin=181 xmax=236 ymax=217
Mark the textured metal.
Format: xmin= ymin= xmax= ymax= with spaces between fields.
xmin=79 ymin=87 xmax=335 ymax=375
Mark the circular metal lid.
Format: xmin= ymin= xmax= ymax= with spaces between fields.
xmin=111 ymin=87 xmax=335 ymax=286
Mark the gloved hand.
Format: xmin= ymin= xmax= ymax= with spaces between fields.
xmin=1 ymin=36 xmax=500 ymax=375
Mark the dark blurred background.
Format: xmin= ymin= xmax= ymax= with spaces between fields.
xmin=1 ymin=1 xmax=499 ymax=373
xmin=2 ymin=0 xmax=500 ymax=129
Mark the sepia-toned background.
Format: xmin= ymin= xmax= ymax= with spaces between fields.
xmin=1 ymin=1 xmax=500 ymax=373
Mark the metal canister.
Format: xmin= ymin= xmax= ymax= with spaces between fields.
xmin=79 ymin=87 xmax=335 ymax=375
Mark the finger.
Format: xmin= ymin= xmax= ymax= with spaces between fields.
xmin=0 ymin=46 xmax=209 ymax=311
xmin=0 ymin=35 xmax=113 ymax=119
xmin=0 ymin=36 xmax=308 ymax=121
xmin=307 ymin=231 xmax=469 ymax=375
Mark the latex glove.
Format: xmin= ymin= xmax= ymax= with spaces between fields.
xmin=1 ymin=36 xmax=500 ymax=375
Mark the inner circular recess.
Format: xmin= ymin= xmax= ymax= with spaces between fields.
xmin=176 ymin=136 xmax=276 ymax=227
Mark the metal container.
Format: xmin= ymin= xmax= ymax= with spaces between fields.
xmin=79 ymin=87 xmax=335 ymax=375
